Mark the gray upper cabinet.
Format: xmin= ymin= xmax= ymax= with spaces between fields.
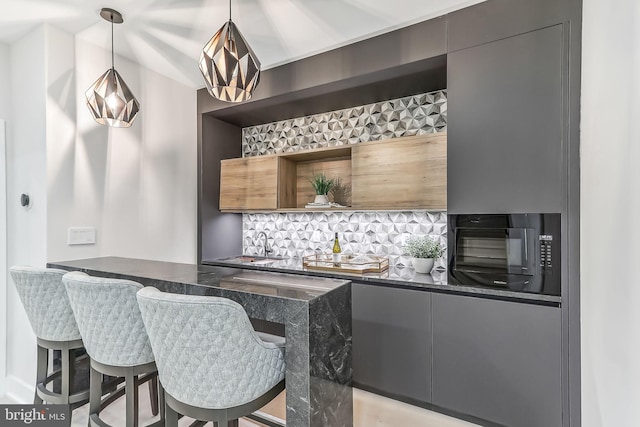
xmin=432 ymin=293 xmax=562 ymax=427
xmin=447 ymin=0 xmax=571 ymax=52
xmin=447 ymin=25 xmax=564 ymax=214
xmin=352 ymin=283 xmax=431 ymax=403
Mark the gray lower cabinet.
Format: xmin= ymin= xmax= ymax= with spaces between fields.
xmin=431 ymin=293 xmax=562 ymax=427
xmin=352 ymin=283 xmax=431 ymax=403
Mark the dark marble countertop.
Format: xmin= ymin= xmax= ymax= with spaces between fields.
xmin=47 ymin=256 xmax=354 ymax=427
xmin=204 ymin=256 xmax=562 ymax=305
xmin=48 ymin=256 xmax=350 ymax=302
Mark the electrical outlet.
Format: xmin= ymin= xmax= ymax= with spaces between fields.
xmin=68 ymin=227 xmax=96 ymax=245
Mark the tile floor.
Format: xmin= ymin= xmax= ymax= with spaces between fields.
xmin=2 ymin=386 xmax=479 ymax=427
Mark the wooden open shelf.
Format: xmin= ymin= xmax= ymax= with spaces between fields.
xmin=219 ymin=133 xmax=447 ymax=212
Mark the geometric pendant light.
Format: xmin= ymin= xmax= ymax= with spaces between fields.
xmin=199 ymin=0 xmax=261 ymax=103
xmin=85 ymin=8 xmax=140 ymax=128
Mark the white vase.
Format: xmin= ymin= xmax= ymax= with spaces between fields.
xmin=412 ymin=258 xmax=435 ymax=274
xmin=314 ymin=194 xmax=329 ymax=204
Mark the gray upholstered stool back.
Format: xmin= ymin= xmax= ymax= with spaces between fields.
xmin=9 ymin=266 xmax=81 ymax=342
xmin=63 ymin=273 xmax=154 ymax=367
xmin=137 ymin=287 xmax=286 ymax=410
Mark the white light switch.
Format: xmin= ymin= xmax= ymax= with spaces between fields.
xmin=68 ymin=227 xmax=96 ymax=245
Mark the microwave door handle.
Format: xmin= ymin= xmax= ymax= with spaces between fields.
xmin=525 ymin=229 xmax=537 ymax=274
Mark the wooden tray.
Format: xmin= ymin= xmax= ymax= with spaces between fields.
xmin=302 ymin=254 xmax=389 ymax=275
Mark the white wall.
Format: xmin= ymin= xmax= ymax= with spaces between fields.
xmin=581 ymin=1 xmax=640 ymax=426
xmin=0 ymin=119 xmax=7 ymax=397
xmin=2 ymin=24 xmax=198 ymax=401
xmin=5 ymin=26 xmax=48 ymax=403
xmin=47 ymin=33 xmax=197 ymax=264
xmin=0 ymin=42 xmax=10 ymax=397
xmin=0 ymin=42 xmax=11 ymax=120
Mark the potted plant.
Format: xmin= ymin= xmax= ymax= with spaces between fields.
xmin=309 ymin=173 xmax=335 ymax=204
xmin=405 ymin=235 xmax=445 ymax=274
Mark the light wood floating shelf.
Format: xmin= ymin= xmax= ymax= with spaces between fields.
xmin=219 ymin=133 xmax=447 ymax=212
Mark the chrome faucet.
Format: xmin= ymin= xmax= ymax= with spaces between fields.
xmin=255 ymin=231 xmax=272 ymax=257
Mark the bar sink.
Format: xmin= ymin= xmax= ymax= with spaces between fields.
xmin=223 ymin=255 xmax=285 ymax=265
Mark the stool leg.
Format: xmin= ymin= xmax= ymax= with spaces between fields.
xmin=165 ymin=401 xmax=179 ymax=427
xmin=34 ymin=345 xmax=48 ymax=404
xmin=124 ymin=370 xmax=139 ymax=427
xmin=61 ymin=342 xmax=70 ymax=403
xmin=148 ymin=375 xmax=159 ymax=416
xmin=216 ymin=412 xmax=229 ymax=427
xmin=89 ymin=365 xmax=102 ymax=426
xmin=158 ymin=379 xmax=165 ymax=421
xmin=68 ymin=348 xmax=77 ymax=397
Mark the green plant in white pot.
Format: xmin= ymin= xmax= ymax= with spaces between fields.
xmin=405 ymin=235 xmax=445 ymax=274
xmin=309 ymin=173 xmax=335 ymax=205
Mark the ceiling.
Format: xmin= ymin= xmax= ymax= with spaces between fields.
xmin=0 ymin=0 xmax=484 ymax=89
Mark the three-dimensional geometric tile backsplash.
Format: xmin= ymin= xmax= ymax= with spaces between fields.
xmin=241 ymin=90 xmax=448 ymax=268
xmin=242 ymin=90 xmax=447 ymax=157
xmin=243 ymin=211 xmax=447 ymax=269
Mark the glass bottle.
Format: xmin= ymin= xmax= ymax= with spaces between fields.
xmin=332 ymin=232 xmax=342 ymax=266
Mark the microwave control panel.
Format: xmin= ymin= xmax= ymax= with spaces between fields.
xmin=539 ymin=234 xmax=553 ymax=270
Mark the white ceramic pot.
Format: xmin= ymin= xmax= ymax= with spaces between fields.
xmin=314 ymin=194 xmax=329 ymax=204
xmin=412 ymin=257 xmax=435 ymax=274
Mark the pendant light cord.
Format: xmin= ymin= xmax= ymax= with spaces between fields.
xmin=229 ymin=0 xmax=232 ymax=22
xmin=111 ymin=14 xmax=115 ymax=70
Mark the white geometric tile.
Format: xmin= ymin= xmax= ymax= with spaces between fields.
xmin=242 ymin=90 xmax=447 ymax=157
xmin=243 ymin=211 xmax=447 ymax=269
xmin=240 ymin=90 xmax=448 ymax=268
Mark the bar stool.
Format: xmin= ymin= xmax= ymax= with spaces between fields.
xmin=9 ymin=266 xmax=91 ymax=406
xmin=63 ymin=272 xmax=163 ymax=427
xmin=136 ymin=287 xmax=286 ymax=427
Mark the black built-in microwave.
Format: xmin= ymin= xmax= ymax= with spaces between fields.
xmin=448 ymin=214 xmax=561 ymax=296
